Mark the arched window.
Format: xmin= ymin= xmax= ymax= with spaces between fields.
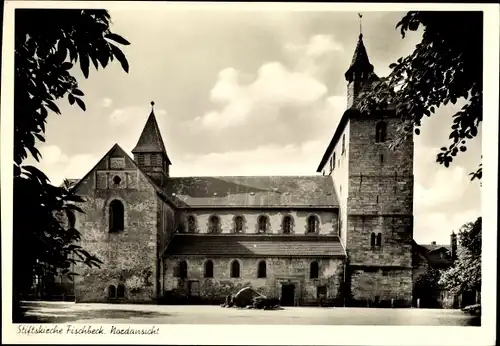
xmin=258 ymin=215 xmax=268 ymax=233
xmin=117 ymin=284 xmax=125 ymax=298
xmin=370 ymin=232 xmax=376 ymax=247
xmin=234 ymin=216 xmax=244 ymax=233
xmin=208 ymin=215 xmax=220 ymax=233
xmin=204 ymin=260 xmax=214 ymax=278
xmin=307 ymin=215 xmax=319 ymax=233
xmin=109 ymin=200 xmax=124 ymax=233
xmin=257 ymin=260 xmax=267 ymax=278
xmin=108 ymin=285 xmax=116 ymax=298
xmin=187 ymin=215 xmax=196 ymax=233
xmin=376 ymin=233 xmax=382 ymax=247
xmin=230 ymin=260 xmax=240 ymax=278
xmin=342 ymin=134 xmax=346 ymax=154
xmin=175 ymin=260 xmax=188 ymax=279
xmin=310 ymin=261 xmax=319 ymax=279
xmin=282 ymin=215 xmax=292 ymax=234
xmin=113 ymin=175 xmax=121 ymax=185
xmin=375 ymin=121 xmax=387 ymax=143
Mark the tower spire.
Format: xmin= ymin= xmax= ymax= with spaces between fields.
xmin=358 ymin=13 xmax=363 ymax=38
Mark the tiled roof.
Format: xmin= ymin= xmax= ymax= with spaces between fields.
xmin=421 ymin=244 xmax=451 ymax=253
xmin=163 ymin=176 xmax=339 ymax=208
xmin=164 ymin=234 xmax=346 ymax=257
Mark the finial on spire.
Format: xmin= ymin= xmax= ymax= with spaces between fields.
xmin=150 ymin=101 xmax=155 ymax=112
xmin=358 ymin=13 xmax=363 ymax=39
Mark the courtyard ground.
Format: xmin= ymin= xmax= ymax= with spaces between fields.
xmin=17 ymin=301 xmax=480 ymax=326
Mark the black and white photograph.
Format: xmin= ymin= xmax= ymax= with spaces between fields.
xmin=1 ymin=2 xmax=498 ymax=345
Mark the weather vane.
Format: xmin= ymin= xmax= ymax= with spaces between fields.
xmin=358 ymin=13 xmax=363 ymax=37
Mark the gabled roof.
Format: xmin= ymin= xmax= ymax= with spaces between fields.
xmin=164 ymin=234 xmax=346 ymax=258
xmin=163 ymin=175 xmax=339 ymax=208
xmin=421 ymin=244 xmax=451 ymax=253
xmin=132 ymin=110 xmax=171 ymax=164
xmin=71 ymin=143 xmax=173 ymax=206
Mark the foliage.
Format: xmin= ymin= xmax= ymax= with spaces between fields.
xmin=13 ymin=9 xmax=130 ymax=305
xmin=357 ymin=11 xmax=483 ymax=179
xmin=413 ymin=267 xmax=442 ymax=299
xmin=439 ymin=217 xmax=482 ymax=294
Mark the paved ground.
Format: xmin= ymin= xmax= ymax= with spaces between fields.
xmin=18 ymin=301 xmax=480 ymax=326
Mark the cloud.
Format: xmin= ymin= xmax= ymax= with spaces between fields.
xmin=34 ymin=145 xmax=98 ymax=186
xmin=192 ymin=61 xmax=328 ymax=132
xmin=101 ymin=97 xmax=113 ymax=108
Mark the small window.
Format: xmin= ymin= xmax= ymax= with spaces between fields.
xmin=187 ymin=215 xmax=196 ymax=233
xmin=310 ymin=261 xmax=319 ymax=279
xmin=204 ymin=260 xmax=214 ymax=278
xmin=258 ymin=215 xmax=268 ymax=233
xmin=370 ymin=232 xmax=376 ymax=247
xmin=380 ymin=154 xmax=384 ymax=164
xmin=208 ymin=215 xmax=220 ymax=233
xmin=117 ymin=284 xmax=125 ymax=298
xmin=332 ymin=152 xmax=336 ymax=170
xmin=375 ymin=121 xmax=387 ymax=143
xmin=230 ymin=260 xmax=240 ymax=278
xmin=257 ymin=260 xmax=267 ymax=278
xmin=376 ymin=195 xmax=379 ymax=203
xmin=234 ymin=216 xmax=244 ymax=233
xmin=342 ymin=134 xmax=346 ymax=154
xmin=307 ymin=215 xmax=319 ymax=233
xmin=108 ymin=285 xmax=116 ymax=298
xmin=376 ymin=233 xmax=382 ymax=247
xmin=282 ymin=216 xmax=292 ymax=234
xmin=113 ymin=175 xmax=121 ymax=185
xmin=109 ymin=200 xmax=124 ymax=233
xmin=176 ymin=260 xmax=188 ymax=279
xmin=150 ymin=153 xmax=158 ymax=166
xmin=138 ymin=154 xmax=145 ymax=166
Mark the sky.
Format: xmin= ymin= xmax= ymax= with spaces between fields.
xmin=26 ymin=8 xmax=482 ymax=245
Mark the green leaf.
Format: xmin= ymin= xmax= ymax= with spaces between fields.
xmin=105 ymin=32 xmax=131 ymax=45
xmin=75 ymin=97 xmax=86 ymax=111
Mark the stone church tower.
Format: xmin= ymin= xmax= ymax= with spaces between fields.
xmin=132 ymin=102 xmax=172 ymax=188
xmin=317 ymin=33 xmax=414 ymax=305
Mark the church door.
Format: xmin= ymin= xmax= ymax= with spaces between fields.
xmin=281 ymin=284 xmax=295 ymax=306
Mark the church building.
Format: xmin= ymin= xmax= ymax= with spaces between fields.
xmin=72 ymin=33 xmax=414 ymax=307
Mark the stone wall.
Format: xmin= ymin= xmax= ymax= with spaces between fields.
xmin=73 ymin=148 xmax=161 ymax=303
xmin=177 ymin=209 xmax=339 ymax=236
xmin=163 ymin=257 xmax=345 ymax=306
xmin=344 ymin=113 xmax=414 ymax=303
xmin=350 ymin=267 xmax=412 ymax=304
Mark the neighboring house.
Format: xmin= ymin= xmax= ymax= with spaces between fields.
xmin=66 ymin=33 xmax=415 ymax=307
xmin=412 ymin=234 xmax=458 ymax=308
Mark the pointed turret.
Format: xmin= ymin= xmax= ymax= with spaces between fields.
xmin=345 ymin=33 xmax=380 ymax=108
xmin=132 ymin=102 xmax=171 ymax=186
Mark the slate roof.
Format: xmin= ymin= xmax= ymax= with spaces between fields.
xmin=344 ymin=34 xmax=377 ymax=81
xmin=163 ymin=176 xmax=339 ymax=208
xmin=164 ymin=234 xmax=346 ymax=257
xmin=132 ymin=111 xmax=171 ymax=164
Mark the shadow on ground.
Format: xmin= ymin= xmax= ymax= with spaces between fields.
xmin=16 ymin=304 xmax=171 ymax=324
